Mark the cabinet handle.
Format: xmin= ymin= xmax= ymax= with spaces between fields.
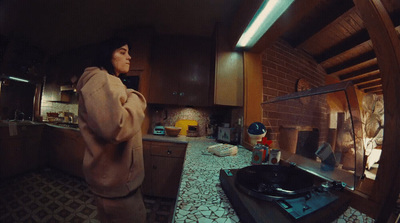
xmin=173 ymin=91 xmax=177 ymax=95
xmin=179 ymin=92 xmax=184 ymax=97
xmin=153 ymin=165 xmax=157 ymax=169
xmin=167 ymin=150 xmax=172 ymax=155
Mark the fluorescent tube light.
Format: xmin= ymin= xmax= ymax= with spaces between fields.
xmin=9 ymin=76 xmax=30 ymax=83
xmin=236 ymin=0 xmax=294 ymax=49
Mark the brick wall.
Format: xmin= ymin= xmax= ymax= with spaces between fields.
xmin=261 ymin=39 xmax=329 ymax=151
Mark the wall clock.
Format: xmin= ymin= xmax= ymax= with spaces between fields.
xmin=296 ymin=78 xmax=311 ymax=104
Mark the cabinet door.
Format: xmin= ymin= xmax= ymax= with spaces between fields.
xmin=142 ymin=141 xmax=187 ymax=198
xmin=151 ymin=156 xmax=184 ymax=198
xmin=44 ymin=126 xmax=85 ymax=178
xmin=129 ymin=30 xmax=152 ymax=71
xmin=214 ymin=24 xmax=244 ymax=106
xmin=179 ymin=37 xmax=211 ymax=106
xmin=150 ymin=142 xmax=187 ymax=158
xmin=148 ymin=35 xmax=211 ymax=106
xmin=0 ymin=125 xmax=43 ymax=178
xmin=0 ymin=138 xmax=24 ymax=178
xmin=148 ymin=36 xmax=181 ymax=104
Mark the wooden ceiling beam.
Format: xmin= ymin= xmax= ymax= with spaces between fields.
xmin=364 ymin=86 xmax=383 ymax=93
xmin=329 ymin=58 xmax=378 ymax=77
xmin=351 ymin=73 xmax=381 ymax=84
xmin=338 ymin=63 xmax=380 ymax=80
xmin=282 ymin=0 xmax=355 ymax=47
xmin=356 ymin=79 xmax=382 ymax=89
xmin=363 ymin=88 xmax=383 ymax=94
xmin=324 ymin=50 xmax=376 ymax=74
xmin=314 ymin=9 xmax=399 ymax=64
xmin=315 ymin=29 xmax=370 ymax=63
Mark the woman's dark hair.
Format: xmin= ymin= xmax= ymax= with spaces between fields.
xmin=92 ymin=37 xmax=131 ymax=75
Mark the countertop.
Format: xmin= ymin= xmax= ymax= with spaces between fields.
xmin=143 ymin=134 xmax=189 ymax=144
xmin=0 ymin=120 xmax=44 ymax=126
xmin=164 ymin=136 xmax=374 ymax=223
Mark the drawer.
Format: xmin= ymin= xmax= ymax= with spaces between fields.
xmin=150 ymin=142 xmax=187 ymax=158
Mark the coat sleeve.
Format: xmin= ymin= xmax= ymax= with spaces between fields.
xmin=80 ymin=76 xmax=146 ymax=143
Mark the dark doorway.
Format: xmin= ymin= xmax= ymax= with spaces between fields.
xmin=0 ymin=79 xmax=36 ymax=120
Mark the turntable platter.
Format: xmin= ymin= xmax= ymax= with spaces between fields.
xmin=235 ymin=165 xmax=315 ymax=201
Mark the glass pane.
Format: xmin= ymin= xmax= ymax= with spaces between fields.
xmin=261 ymin=81 xmax=364 ymax=190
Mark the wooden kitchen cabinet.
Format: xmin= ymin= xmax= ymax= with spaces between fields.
xmin=142 ymin=140 xmax=187 ymax=198
xmin=0 ymin=124 xmax=44 ymax=178
xmin=148 ymin=35 xmax=211 ymax=106
xmin=128 ymin=29 xmax=153 ymax=71
xmin=213 ymin=24 xmax=244 ymax=106
xmin=43 ymin=125 xmax=85 ymax=178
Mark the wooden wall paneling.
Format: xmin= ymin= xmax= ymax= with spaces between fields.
xmin=353 ymin=0 xmax=400 ymax=222
xmin=243 ymin=52 xmax=263 ymax=150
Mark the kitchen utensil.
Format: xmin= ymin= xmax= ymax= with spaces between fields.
xmin=165 ymin=126 xmax=182 ymax=137
xmin=175 ymin=120 xmax=198 ymax=136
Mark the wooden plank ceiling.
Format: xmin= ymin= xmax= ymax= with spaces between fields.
xmin=266 ymin=0 xmax=400 ymax=94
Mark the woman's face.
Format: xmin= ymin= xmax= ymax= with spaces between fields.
xmin=111 ymin=44 xmax=131 ymax=76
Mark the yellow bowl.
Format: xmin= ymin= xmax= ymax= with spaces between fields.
xmin=165 ymin=126 xmax=182 ymax=137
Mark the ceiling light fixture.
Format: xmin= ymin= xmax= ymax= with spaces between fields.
xmin=236 ymin=0 xmax=294 ymax=49
xmin=8 ymin=76 xmax=30 ymax=83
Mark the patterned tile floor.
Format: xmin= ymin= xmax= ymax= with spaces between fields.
xmin=0 ymin=168 xmax=175 ymax=223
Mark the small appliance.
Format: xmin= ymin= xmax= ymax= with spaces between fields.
xmin=153 ymin=125 xmax=165 ymax=135
xmin=217 ymin=127 xmax=238 ymax=144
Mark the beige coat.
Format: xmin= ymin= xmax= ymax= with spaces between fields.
xmin=77 ymin=67 xmax=146 ymax=198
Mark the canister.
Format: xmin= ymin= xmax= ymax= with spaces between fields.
xmin=269 ymin=148 xmax=281 ymax=165
xmin=251 ymin=144 xmax=268 ymax=165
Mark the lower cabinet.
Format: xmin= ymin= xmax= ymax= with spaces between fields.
xmin=43 ymin=125 xmax=85 ymax=178
xmin=0 ymin=124 xmax=44 ymax=178
xmin=142 ymin=140 xmax=187 ymax=198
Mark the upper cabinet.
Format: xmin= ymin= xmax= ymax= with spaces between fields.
xmin=213 ymin=24 xmax=244 ymax=106
xmin=148 ymin=35 xmax=212 ymax=106
xmin=127 ymin=29 xmax=153 ymax=72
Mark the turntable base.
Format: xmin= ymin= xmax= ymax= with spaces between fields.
xmin=219 ymin=168 xmax=351 ymax=223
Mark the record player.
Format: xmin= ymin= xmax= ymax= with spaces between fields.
xmin=220 ymin=81 xmax=364 ymax=223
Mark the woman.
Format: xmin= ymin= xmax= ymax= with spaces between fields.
xmin=76 ymin=37 xmax=147 ymax=223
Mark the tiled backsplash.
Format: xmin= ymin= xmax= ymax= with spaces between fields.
xmin=40 ymin=100 xmax=242 ymax=137
xmin=40 ymin=101 xmax=78 ymax=122
xmin=148 ymin=105 xmax=242 ymax=137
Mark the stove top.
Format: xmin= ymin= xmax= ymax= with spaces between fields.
xmin=220 ymin=165 xmax=351 ymax=223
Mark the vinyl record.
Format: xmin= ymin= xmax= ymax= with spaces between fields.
xmin=235 ymin=165 xmax=315 ymax=201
